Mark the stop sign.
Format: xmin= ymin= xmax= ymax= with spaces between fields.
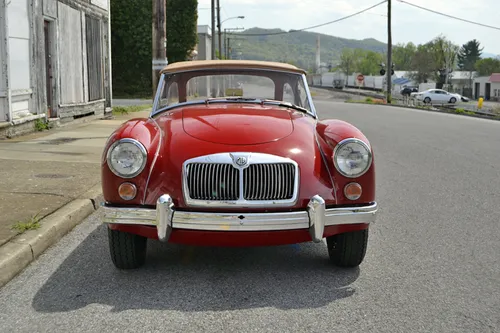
xmin=357 ymin=74 xmax=364 ymax=82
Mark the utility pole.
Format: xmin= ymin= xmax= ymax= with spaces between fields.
xmin=211 ymin=0 xmax=216 ymax=60
xmin=217 ymin=0 xmax=222 ymax=59
xmin=152 ymin=0 xmax=167 ymax=96
xmin=386 ymin=0 xmax=392 ymax=103
xmin=224 ymin=27 xmax=244 ymax=58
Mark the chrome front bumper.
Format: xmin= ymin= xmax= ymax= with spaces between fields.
xmin=102 ymin=195 xmax=378 ymax=243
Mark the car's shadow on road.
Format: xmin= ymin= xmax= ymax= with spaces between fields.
xmin=32 ymin=224 xmax=361 ymax=313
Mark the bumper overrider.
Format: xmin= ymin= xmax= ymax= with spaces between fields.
xmin=102 ymin=195 xmax=378 ymax=243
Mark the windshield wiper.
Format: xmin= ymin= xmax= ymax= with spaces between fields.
xmin=202 ymin=97 xmax=310 ymax=114
xmin=204 ymin=97 xmax=260 ymax=104
xmin=261 ymin=99 xmax=309 ymax=114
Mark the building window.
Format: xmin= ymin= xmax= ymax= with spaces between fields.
xmin=85 ymin=15 xmax=103 ymax=101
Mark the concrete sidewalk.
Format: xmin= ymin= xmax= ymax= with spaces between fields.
xmin=0 ymin=110 xmax=150 ymax=287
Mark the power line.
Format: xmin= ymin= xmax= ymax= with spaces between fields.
xmin=226 ymin=0 xmax=388 ymax=36
xmin=397 ymin=0 xmax=500 ymax=31
xmin=222 ymin=6 xmax=229 ymax=19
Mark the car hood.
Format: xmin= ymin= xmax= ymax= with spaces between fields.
xmin=181 ymin=104 xmax=294 ymax=145
xmin=143 ymin=106 xmax=337 ymax=209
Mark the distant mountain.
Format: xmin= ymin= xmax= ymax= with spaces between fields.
xmin=481 ymin=52 xmax=500 ymax=59
xmin=220 ymin=28 xmax=387 ymax=71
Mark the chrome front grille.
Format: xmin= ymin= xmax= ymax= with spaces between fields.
xmin=183 ymin=153 xmax=299 ymax=207
xmin=243 ymin=163 xmax=295 ymax=200
xmin=186 ymin=163 xmax=239 ymax=201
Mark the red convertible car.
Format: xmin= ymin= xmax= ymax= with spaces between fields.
xmin=101 ymin=60 xmax=377 ymax=269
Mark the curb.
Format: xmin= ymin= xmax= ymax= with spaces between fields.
xmin=343 ymin=100 xmax=500 ymax=121
xmin=0 ymin=185 xmax=102 ymax=288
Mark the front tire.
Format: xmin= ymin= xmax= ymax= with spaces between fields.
xmin=450 ymin=97 xmax=457 ymax=103
xmin=108 ymin=228 xmax=148 ymax=269
xmin=326 ymin=229 xmax=369 ymax=267
xmin=424 ymin=97 xmax=431 ymax=104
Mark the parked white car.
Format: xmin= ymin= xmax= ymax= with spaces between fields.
xmin=411 ymin=89 xmax=463 ymax=104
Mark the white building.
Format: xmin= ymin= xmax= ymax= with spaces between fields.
xmin=0 ymin=0 xmax=112 ymax=138
xmin=473 ymin=74 xmax=500 ymax=101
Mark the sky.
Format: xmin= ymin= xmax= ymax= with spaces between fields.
xmin=196 ymin=0 xmax=500 ymax=56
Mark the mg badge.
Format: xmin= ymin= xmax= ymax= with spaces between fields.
xmin=235 ymin=156 xmax=247 ymax=167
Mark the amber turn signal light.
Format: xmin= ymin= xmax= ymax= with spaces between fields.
xmin=118 ymin=182 xmax=137 ymax=200
xmin=344 ymin=182 xmax=362 ymax=200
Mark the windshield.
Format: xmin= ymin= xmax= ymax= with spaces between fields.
xmin=154 ymin=69 xmax=313 ymax=115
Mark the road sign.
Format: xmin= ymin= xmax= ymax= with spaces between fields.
xmin=356 ymin=74 xmax=364 ymax=86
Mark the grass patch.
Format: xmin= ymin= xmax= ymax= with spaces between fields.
xmin=11 ymin=212 xmax=42 ymax=234
xmin=345 ymin=97 xmax=386 ymax=105
xmin=112 ymin=104 xmax=152 ymax=115
xmin=454 ymin=108 xmax=476 ymax=116
xmin=34 ymin=118 xmax=49 ymax=131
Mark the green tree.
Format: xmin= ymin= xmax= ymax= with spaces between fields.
xmin=392 ymin=42 xmax=417 ymax=70
xmin=457 ymin=39 xmax=483 ymax=70
xmin=357 ymin=50 xmax=384 ymax=75
xmin=110 ymin=0 xmax=153 ymax=97
xmin=110 ymin=0 xmax=198 ymax=97
xmin=475 ymin=58 xmax=500 ymax=76
xmin=457 ymin=39 xmax=483 ymax=88
xmin=409 ymin=43 xmax=436 ymax=83
xmin=166 ymin=0 xmax=198 ymax=63
xmin=427 ymin=35 xmax=459 ymax=87
xmin=339 ymin=48 xmax=358 ymax=77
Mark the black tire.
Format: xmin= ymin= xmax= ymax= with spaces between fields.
xmin=326 ymin=229 xmax=369 ymax=268
xmin=108 ymin=228 xmax=147 ymax=269
xmin=450 ymin=97 xmax=457 ymax=103
xmin=424 ymin=97 xmax=431 ymax=104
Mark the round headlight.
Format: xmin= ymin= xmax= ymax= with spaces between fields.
xmin=106 ymin=138 xmax=147 ymax=178
xmin=333 ymin=138 xmax=372 ymax=178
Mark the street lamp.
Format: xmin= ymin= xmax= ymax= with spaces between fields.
xmin=222 ymin=15 xmax=245 ymax=24
xmin=219 ymin=16 xmax=244 ymax=59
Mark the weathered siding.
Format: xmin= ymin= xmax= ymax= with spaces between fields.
xmin=1 ymin=0 xmax=111 ymax=134
xmin=11 ymin=100 xmax=29 ymax=115
xmin=59 ymin=99 xmax=104 ymax=122
xmin=85 ymin=14 xmax=104 ymax=101
xmin=42 ymin=0 xmax=57 ymax=18
xmin=90 ymin=0 xmax=108 ymax=11
xmin=58 ymin=2 xmax=85 ymax=104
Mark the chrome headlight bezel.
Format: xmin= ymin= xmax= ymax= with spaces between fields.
xmin=333 ymin=138 xmax=373 ymax=178
xmin=106 ymin=138 xmax=148 ymax=179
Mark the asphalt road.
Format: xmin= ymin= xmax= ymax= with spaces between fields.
xmin=1 ymin=97 xmax=500 ymax=332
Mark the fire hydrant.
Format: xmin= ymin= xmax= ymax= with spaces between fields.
xmin=478 ymin=97 xmax=484 ymax=109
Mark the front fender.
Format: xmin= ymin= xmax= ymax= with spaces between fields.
xmin=316 ymin=119 xmax=375 ymax=206
xmin=101 ymin=118 xmax=161 ymax=206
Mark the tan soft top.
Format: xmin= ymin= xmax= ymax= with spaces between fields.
xmin=160 ymin=60 xmax=307 ymax=75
